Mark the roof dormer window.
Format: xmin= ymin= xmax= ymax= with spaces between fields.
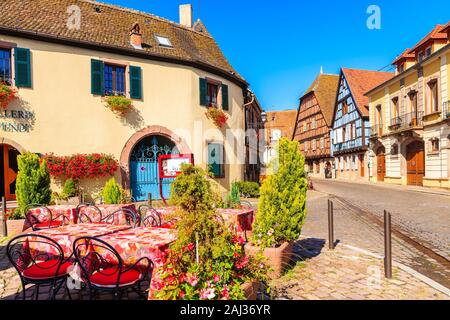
xmin=425 ymin=46 xmax=432 ymax=57
xmin=155 ymin=35 xmax=173 ymax=48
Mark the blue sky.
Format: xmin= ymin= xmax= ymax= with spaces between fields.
xmin=103 ymin=0 xmax=449 ymax=111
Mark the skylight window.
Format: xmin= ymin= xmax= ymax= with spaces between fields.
xmin=155 ymin=35 xmax=173 ymax=48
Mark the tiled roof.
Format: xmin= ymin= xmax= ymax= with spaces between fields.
xmin=409 ymin=24 xmax=448 ymax=53
xmin=342 ymin=68 xmax=394 ymax=117
xmin=392 ymin=49 xmax=415 ymax=65
xmin=0 ymin=0 xmax=244 ymax=83
xmin=301 ymin=73 xmax=339 ymax=127
xmin=266 ymin=110 xmax=298 ymax=139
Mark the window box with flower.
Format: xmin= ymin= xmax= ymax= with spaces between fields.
xmin=205 ymin=107 xmax=228 ymax=128
xmin=0 ymin=81 xmax=17 ymax=109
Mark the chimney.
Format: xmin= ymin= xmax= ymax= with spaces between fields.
xmin=130 ymin=23 xmax=142 ymax=49
xmin=179 ymin=4 xmax=193 ymax=28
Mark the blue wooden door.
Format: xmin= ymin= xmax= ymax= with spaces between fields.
xmin=130 ymin=137 xmax=178 ymax=201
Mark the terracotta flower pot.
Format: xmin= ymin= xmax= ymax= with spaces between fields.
xmin=241 ymin=281 xmax=260 ymax=300
xmin=245 ymin=241 xmax=294 ymax=279
xmin=6 ymin=219 xmax=28 ymax=237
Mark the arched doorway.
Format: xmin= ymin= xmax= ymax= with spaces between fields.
xmin=406 ymin=140 xmax=425 ymax=186
xmin=0 ymin=144 xmax=20 ymax=201
xmin=129 ymin=135 xmax=179 ymax=201
xmin=376 ymin=146 xmax=386 ymax=182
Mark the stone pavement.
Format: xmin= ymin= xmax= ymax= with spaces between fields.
xmin=303 ymin=190 xmax=450 ymax=288
xmin=312 ymin=178 xmax=450 ymax=259
xmin=271 ymin=238 xmax=449 ymax=300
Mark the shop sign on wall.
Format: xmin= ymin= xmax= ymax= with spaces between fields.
xmin=0 ymin=109 xmax=35 ymax=132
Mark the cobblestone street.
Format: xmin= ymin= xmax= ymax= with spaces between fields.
xmin=271 ymin=238 xmax=449 ymax=300
xmin=312 ymin=178 xmax=450 ymax=259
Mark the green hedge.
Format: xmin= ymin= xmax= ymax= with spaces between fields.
xmin=234 ymin=181 xmax=260 ymax=198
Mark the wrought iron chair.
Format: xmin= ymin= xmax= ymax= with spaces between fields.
xmin=141 ymin=214 xmax=161 ymax=228
xmin=6 ymin=234 xmax=74 ymax=300
xmin=101 ymin=208 xmax=138 ymax=227
xmin=76 ymin=203 xmax=103 ymax=224
xmin=72 ymin=237 xmax=154 ymax=300
xmin=25 ymin=204 xmax=68 ymax=231
xmin=138 ymin=204 xmax=162 ymax=227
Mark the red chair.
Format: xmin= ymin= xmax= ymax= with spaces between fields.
xmin=73 ymin=236 xmax=153 ymax=300
xmin=6 ymin=234 xmax=74 ymax=300
xmin=25 ymin=204 xmax=68 ymax=231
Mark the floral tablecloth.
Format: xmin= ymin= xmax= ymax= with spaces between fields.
xmin=153 ymin=207 xmax=254 ymax=232
xmin=26 ymin=223 xmax=132 ymax=258
xmin=25 ymin=205 xmax=78 ymax=229
xmin=216 ymin=208 xmax=254 ymax=233
xmin=98 ymin=227 xmax=178 ymax=300
xmin=98 ymin=227 xmax=177 ymax=265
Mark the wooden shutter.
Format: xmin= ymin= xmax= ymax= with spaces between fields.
xmin=221 ymin=84 xmax=229 ymax=110
xmin=129 ymin=65 xmax=142 ymax=99
xmin=199 ymin=78 xmax=207 ymax=106
xmin=14 ymin=48 xmax=31 ymax=88
xmin=91 ymin=59 xmax=104 ymax=95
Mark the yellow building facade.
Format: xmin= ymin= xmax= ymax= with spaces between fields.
xmin=366 ymin=22 xmax=450 ymax=189
xmin=0 ymin=1 xmax=251 ymax=201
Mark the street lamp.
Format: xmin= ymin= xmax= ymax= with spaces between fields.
xmin=261 ymin=111 xmax=267 ymax=124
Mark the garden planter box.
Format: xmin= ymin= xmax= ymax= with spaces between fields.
xmin=241 ymin=281 xmax=260 ymax=300
xmin=6 ymin=219 xmax=28 ymax=237
xmin=245 ymin=241 xmax=294 ymax=278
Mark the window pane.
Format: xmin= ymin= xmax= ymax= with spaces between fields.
xmin=0 ymin=49 xmax=11 ymax=84
xmin=104 ymin=65 xmax=113 ymax=95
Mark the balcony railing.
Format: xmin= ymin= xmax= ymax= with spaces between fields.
xmin=442 ymin=101 xmax=450 ymax=120
xmin=388 ymin=111 xmax=423 ymax=132
xmin=370 ymin=124 xmax=383 ymax=137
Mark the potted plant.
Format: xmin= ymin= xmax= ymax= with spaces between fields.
xmin=205 ymin=107 xmax=228 ymax=128
xmin=101 ymin=178 xmax=129 ymax=204
xmin=0 ymin=82 xmax=17 ymax=109
xmin=151 ymin=165 xmax=268 ymax=300
xmin=6 ymin=208 xmax=28 ymax=236
xmin=104 ymin=95 xmax=133 ymax=115
xmin=245 ymin=138 xmax=308 ymax=278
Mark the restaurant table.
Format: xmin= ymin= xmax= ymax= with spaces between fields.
xmin=98 ymin=227 xmax=178 ymax=300
xmin=25 ymin=223 xmax=132 ymax=258
xmin=153 ymin=206 xmax=254 ymax=232
xmin=25 ymin=205 xmax=78 ymax=230
xmin=98 ymin=227 xmax=177 ymax=265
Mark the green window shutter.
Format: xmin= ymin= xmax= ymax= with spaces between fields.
xmin=91 ymin=59 xmax=104 ymax=95
xmin=208 ymin=143 xmax=223 ymax=177
xmin=129 ymin=65 xmax=142 ymax=99
xmin=199 ymin=78 xmax=207 ymax=106
xmin=14 ymin=48 xmax=31 ymax=88
xmin=222 ymin=84 xmax=229 ymax=111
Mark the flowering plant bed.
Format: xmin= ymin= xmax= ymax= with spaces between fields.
xmin=104 ymin=95 xmax=133 ymax=115
xmin=151 ymin=165 xmax=267 ymax=300
xmin=205 ymin=107 xmax=228 ymax=128
xmin=0 ymin=82 xmax=17 ymax=109
xmin=44 ymin=153 xmax=118 ymax=180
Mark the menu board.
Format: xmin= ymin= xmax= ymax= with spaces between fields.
xmin=158 ymin=154 xmax=195 ymax=178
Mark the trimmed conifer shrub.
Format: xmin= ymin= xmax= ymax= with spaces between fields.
xmin=101 ymin=178 xmax=123 ymax=204
xmin=252 ymin=137 xmax=308 ymax=248
xmin=16 ymin=152 xmax=52 ymax=214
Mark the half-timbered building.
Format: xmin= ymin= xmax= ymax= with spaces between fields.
xmin=293 ymin=73 xmax=339 ymax=178
xmin=331 ymin=68 xmax=393 ymax=181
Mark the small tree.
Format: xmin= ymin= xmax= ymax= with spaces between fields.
xmin=252 ymin=137 xmax=308 ymax=248
xmin=101 ymin=178 xmax=123 ymax=204
xmin=16 ymin=152 xmax=52 ymax=214
xmin=62 ymin=178 xmax=78 ymax=200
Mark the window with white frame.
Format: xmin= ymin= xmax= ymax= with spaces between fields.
xmin=320 ymin=137 xmax=324 ymax=149
xmin=429 ymin=138 xmax=440 ymax=153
